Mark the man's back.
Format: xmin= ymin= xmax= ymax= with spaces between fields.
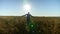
xmin=26 ymin=12 xmax=31 ymax=22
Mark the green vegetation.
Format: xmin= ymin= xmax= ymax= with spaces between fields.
xmin=0 ymin=16 xmax=59 ymax=34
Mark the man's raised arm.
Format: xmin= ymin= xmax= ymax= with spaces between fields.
xmin=22 ymin=14 xmax=27 ymax=16
xmin=30 ymin=14 xmax=34 ymax=17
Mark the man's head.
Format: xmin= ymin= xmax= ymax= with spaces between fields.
xmin=28 ymin=12 xmax=30 ymax=14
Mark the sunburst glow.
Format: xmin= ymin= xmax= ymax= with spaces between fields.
xmin=24 ymin=4 xmax=31 ymax=12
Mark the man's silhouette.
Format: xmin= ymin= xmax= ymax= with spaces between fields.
xmin=23 ymin=12 xmax=32 ymax=24
xmin=26 ymin=12 xmax=32 ymax=24
xmin=26 ymin=12 xmax=31 ymax=22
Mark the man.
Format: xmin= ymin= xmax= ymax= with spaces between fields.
xmin=26 ymin=12 xmax=32 ymax=23
xmin=23 ymin=12 xmax=32 ymax=24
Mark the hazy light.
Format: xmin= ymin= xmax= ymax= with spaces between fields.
xmin=24 ymin=4 xmax=31 ymax=13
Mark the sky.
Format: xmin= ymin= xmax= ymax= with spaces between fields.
xmin=0 ymin=0 xmax=60 ymax=16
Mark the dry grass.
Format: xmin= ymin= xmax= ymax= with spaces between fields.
xmin=0 ymin=16 xmax=59 ymax=34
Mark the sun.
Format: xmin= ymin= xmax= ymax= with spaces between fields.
xmin=24 ymin=4 xmax=31 ymax=12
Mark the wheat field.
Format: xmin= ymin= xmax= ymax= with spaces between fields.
xmin=0 ymin=16 xmax=60 ymax=34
